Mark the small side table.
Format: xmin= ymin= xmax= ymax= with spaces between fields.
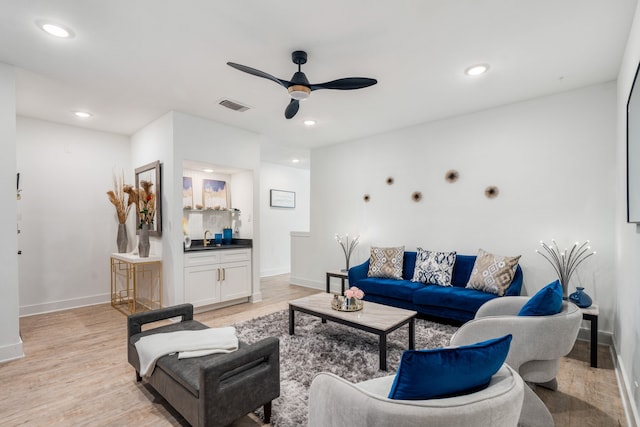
xmin=580 ymin=304 xmax=599 ymax=368
xmin=326 ymin=269 xmax=348 ymax=294
xmin=111 ymin=253 xmax=162 ymax=315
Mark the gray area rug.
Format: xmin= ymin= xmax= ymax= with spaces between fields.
xmin=233 ymin=309 xmax=458 ymax=427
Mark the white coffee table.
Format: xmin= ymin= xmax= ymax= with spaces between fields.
xmin=288 ymin=293 xmax=417 ymax=370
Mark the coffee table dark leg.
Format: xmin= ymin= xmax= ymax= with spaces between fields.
xmin=409 ymin=317 xmax=415 ymax=350
xmin=590 ymin=314 xmax=598 ymax=368
xmin=289 ymin=307 xmax=295 ymax=335
xmin=379 ymin=334 xmax=387 ymax=371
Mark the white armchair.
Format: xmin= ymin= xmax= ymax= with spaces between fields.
xmin=308 ymin=365 xmax=524 ymax=427
xmin=450 ymin=298 xmax=583 ymax=427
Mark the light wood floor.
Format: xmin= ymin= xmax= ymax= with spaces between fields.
xmin=0 ymin=275 xmax=628 ymax=426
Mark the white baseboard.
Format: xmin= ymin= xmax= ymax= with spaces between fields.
xmin=19 ymin=293 xmax=110 ymax=317
xmin=250 ymin=291 xmax=263 ymax=303
xmin=260 ymin=267 xmax=290 ymax=277
xmin=576 ymin=326 xmax=613 ymax=346
xmin=0 ymin=337 xmax=24 ymax=363
xmin=612 ymin=343 xmax=640 ymax=427
xmin=289 ymin=276 xmax=324 ymax=290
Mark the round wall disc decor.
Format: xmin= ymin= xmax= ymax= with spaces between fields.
xmin=363 ymin=194 xmax=371 ymax=202
xmin=411 ymin=191 xmax=422 ymax=202
xmin=485 ymin=186 xmax=499 ymax=199
xmin=386 ymin=177 xmax=394 ymax=185
xmin=445 ymin=169 xmax=459 ymax=183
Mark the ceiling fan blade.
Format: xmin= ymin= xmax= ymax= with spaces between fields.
xmin=227 ymin=62 xmax=290 ymax=88
xmin=285 ymin=99 xmax=300 ymax=119
xmin=310 ymin=77 xmax=377 ymax=91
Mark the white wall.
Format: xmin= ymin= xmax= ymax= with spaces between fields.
xmin=260 ymin=162 xmax=310 ymax=276
xmin=0 ymin=63 xmax=22 ymax=362
xmin=292 ymin=83 xmax=617 ymax=333
xmin=616 ymin=1 xmax=640 ymax=420
xmin=141 ymin=112 xmax=262 ymax=305
xmin=131 ymin=112 xmax=175 ymax=304
xmin=17 ymin=117 xmax=130 ymax=316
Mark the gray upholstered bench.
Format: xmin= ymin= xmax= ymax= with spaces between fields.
xmin=127 ymin=303 xmax=279 ymax=427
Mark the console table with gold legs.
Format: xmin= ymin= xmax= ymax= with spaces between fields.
xmin=110 ymin=253 xmax=162 ymax=314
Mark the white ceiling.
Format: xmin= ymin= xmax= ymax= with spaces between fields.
xmin=1 ymin=0 xmax=637 ymax=168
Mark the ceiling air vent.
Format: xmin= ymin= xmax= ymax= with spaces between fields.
xmin=218 ymin=98 xmax=250 ymax=112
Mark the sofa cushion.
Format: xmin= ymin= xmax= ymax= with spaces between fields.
xmin=518 ymin=280 xmax=563 ymax=316
xmin=368 ymin=246 xmax=404 ymax=279
xmin=413 ymin=284 xmax=498 ymax=314
xmin=450 ymin=254 xmax=477 ymax=287
xmin=388 ymin=334 xmax=512 ymax=400
xmin=356 ymin=278 xmax=424 ymax=302
xmin=412 ymin=248 xmax=457 ymax=286
xmin=466 ymin=249 xmax=521 ymax=296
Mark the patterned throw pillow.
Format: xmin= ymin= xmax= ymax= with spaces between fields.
xmin=367 ymin=246 xmax=405 ymax=279
xmin=412 ymin=248 xmax=457 ymax=286
xmin=466 ymin=249 xmax=521 ymax=296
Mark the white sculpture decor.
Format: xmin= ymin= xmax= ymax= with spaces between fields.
xmin=536 ymin=240 xmax=595 ymax=299
xmin=335 ymin=233 xmax=360 ymax=272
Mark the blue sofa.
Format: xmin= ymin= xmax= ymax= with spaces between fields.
xmin=348 ymin=251 xmax=523 ymax=324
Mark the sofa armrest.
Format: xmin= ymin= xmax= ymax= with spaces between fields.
xmin=200 ymin=336 xmax=280 ymax=425
xmin=127 ymin=303 xmax=194 ymax=339
xmin=348 ymin=259 xmax=370 ymax=284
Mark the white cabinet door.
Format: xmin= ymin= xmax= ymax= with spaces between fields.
xmin=220 ymin=261 xmax=251 ymax=301
xmin=184 ymin=249 xmax=252 ymax=308
xmin=184 ymin=264 xmax=219 ymax=307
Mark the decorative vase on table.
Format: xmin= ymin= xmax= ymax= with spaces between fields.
xmin=569 ymin=287 xmax=592 ymax=308
xmin=116 ymin=224 xmax=128 ymax=253
xmin=138 ymin=224 xmax=150 ymax=258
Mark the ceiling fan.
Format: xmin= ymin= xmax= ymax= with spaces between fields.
xmin=227 ymin=50 xmax=377 ymax=119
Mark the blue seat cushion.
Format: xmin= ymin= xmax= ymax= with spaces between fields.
xmin=518 ymin=280 xmax=563 ymax=316
xmin=354 ymin=278 xmax=424 ymax=302
xmin=413 ymin=284 xmax=498 ymax=313
xmin=388 ymin=334 xmax=512 ymax=400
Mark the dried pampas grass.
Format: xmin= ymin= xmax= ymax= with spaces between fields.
xmin=106 ymin=171 xmax=132 ymax=224
xmin=123 ymin=180 xmax=156 ymax=226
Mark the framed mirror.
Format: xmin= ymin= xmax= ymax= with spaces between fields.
xmin=135 ymin=160 xmax=162 ymax=236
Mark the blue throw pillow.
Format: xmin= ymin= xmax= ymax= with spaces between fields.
xmin=387 ymin=334 xmax=512 ymax=400
xmin=518 ymin=280 xmax=563 ymax=316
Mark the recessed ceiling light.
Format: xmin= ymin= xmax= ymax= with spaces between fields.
xmin=73 ymin=111 xmax=92 ymax=118
xmin=292 ymin=158 xmax=300 ymax=164
xmin=203 ymin=169 xmax=214 ymax=173
xmin=465 ymin=64 xmax=490 ymax=76
xmin=37 ymin=21 xmax=74 ymax=38
xmin=303 ymin=120 xmax=316 ymax=126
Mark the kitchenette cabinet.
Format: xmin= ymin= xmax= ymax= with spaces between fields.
xmin=184 ymin=248 xmax=251 ymax=309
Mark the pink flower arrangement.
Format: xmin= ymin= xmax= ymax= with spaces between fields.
xmin=344 ymin=286 xmax=364 ymax=300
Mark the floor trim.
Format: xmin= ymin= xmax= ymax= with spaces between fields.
xmin=0 ymin=337 xmax=24 ymax=363
xmin=612 ymin=342 xmax=639 ymax=427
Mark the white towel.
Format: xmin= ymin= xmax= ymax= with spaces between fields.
xmin=135 ymin=327 xmax=239 ymax=377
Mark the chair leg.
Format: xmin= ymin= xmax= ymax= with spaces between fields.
xmin=135 ymin=371 xmax=142 ymax=382
xmin=263 ymin=401 xmax=272 ymax=424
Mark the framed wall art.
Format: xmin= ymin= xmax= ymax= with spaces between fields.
xmin=202 ymin=179 xmax=228 ymax=209
xmin=270 ymin=189 xmax=296 ymax=208
xmin=183 ymin=176 xmax=193 ymax=209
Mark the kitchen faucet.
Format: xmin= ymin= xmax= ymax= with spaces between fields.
xmin=204 ymin=229 xmax=212 ymax=246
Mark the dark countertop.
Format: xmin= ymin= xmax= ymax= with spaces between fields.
xmin=184 ymin=238 xmax=252 ymax=253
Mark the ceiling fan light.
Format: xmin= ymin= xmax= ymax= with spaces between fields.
xmin=288 ymin=85 xmax=310 ymax=100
